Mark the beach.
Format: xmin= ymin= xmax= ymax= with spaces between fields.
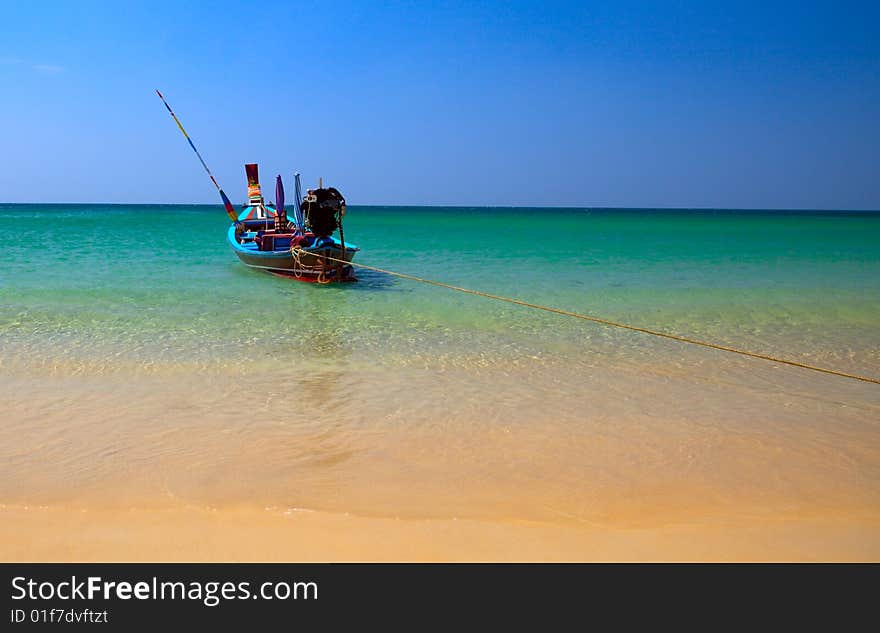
xmin=2 ymin=204 xmax=879 ymax=560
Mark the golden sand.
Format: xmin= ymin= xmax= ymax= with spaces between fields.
xmin=3 ymin=504 xmax=879 ymax=562
xmin=2 ymin=354 xmax=879 ymax=561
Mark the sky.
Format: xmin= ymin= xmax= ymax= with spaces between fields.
xmin=0 ymin=0 xmax=878 ymax=208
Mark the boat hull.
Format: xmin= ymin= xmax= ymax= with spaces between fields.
xmin=226 ymin=224 xmax=359 ymax=282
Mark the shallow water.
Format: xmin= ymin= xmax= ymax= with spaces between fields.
xmin=1 ymin=204 xmax=879 ymax=552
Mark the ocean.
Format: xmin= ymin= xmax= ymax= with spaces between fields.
xmin=1 ymin=204 xmax=879 ymax=559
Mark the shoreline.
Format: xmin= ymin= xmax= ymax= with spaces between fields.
xmin=3 ymin=205 xmax=878 ymax=562
xmin=3 ymin=362 xmax=879 ymax=561
xmin=3 ymin=503 xmax=878 ymax=562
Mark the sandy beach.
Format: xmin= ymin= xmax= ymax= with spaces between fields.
xmin=2 ymin=205 xmax=879 ymax=561
xmin=2 ymin=354 xmax=878 ymax=561
xmin=4 ymin=504 xmax=879 ymax=562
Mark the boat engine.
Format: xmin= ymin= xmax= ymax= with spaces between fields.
xmin=302 ymin=187 xmax=346 ymax=237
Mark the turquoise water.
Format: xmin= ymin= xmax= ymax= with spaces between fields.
xmin=1 ymin=204 xmax=878 ymax=375
xmin=2 ymin=204 xmax=879 ymax=525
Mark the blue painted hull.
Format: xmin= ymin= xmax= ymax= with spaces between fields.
xmin=226 ymin=218 xmax=359 ymax=281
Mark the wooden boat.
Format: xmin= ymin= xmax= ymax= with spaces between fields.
xmin=227 ymin=164 xmax=359 ymax=282
xmin=156 ymin=92 xmax=359 ymax=283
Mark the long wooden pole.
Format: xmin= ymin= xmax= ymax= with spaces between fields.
xmin=156 ymin=90 xmax=239 ymax=224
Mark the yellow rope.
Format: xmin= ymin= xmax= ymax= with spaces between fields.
xmin=289 ymin=246 xmax=304 ymax=279
xmin=316 ymin=253 xmax=880 ymax=386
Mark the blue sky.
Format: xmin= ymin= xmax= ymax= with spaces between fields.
xmin=1 ymin=0 xmax=878 ymax=208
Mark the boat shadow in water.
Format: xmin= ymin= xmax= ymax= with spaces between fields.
xmin=344 ymin=268 xmax=399 ymax=291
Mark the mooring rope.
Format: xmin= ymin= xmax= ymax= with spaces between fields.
xmin=289 ymin=246 xmax=304 ymax=279
xmin=274 ymin=252 xmax=878 ymax=386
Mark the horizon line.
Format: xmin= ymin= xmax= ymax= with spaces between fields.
xmin=1 ymin=201 xmax=879 ymax=213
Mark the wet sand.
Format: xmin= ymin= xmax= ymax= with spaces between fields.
xmin=3 ymin=205 xmax=879 ymax=560
xmin=2 ymin=356 xmax=879 ymax=561
xmin=3 ymin=504 xmax=879 ymax=562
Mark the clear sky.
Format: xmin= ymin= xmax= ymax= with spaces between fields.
xmin=1 ymin=0 xmax=878 ymax=208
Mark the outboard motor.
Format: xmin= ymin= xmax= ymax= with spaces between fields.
xmin=302 ymin=187 xmax=345 ymax=238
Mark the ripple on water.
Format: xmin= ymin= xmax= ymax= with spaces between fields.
xmin=1 ymin=205 xmax=879 ymax=525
